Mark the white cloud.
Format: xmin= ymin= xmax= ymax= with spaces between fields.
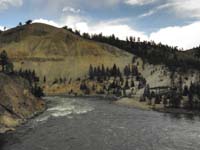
xmin=62 ymin=6 xmax=80 ymax=14
xmin=138 ymin=3 xmax=172 ymax=18
xmin=29 ymin=0 xmax=122 ymax=13
xmin=60 ymin=15 xmax=148 ymax=41
xmin=150 ymin=21 xmax=200 ymax=49
xmin=139 ymin=10 xmax=155 ymax=18
xmin=69 ymin=16 xmax=200 ymax=49
xmin=88 ymin=21 xmax=148 ymax=41
xmin=0 ymin=0 xmax=23 ymax=11
xmin=0 ymin=26 xmax=8 ymax=31
xmin=34 ymin=15 xmax=200 ymax=50
xmin=168 ymin=0 xmax=200 ymax=18
xmin=139 ymin=0 xmax=200 ymax=19
xmin=125 ymin=0 xmax=157 ymax=5
xmin=33 ymin=19 xmax=61 ymax=28
xmin=34 ymin=16 xmax=148 ymax=42
xmin=60 ymin=15 xmax=86 ymax=29
xmin=0 ymin=26 xmax=4 ymax=31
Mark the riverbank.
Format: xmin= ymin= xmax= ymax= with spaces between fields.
xmin=46 ymin=93 xmax=119 ymax=101
xmin=114 ymin=97 xmax=200 ymax=116
xmin=154 ymin=108 xmax=200 ymax=116
xmin=0 ymin=106 xmax=46 ymax=134
xmin=114 ymin=97 xmax=152 ymax=111
xmin=0 ymin=73 xmax=46 ymax=134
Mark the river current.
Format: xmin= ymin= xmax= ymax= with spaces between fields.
xmin=1 ymin=96 xmax=200 ymax=150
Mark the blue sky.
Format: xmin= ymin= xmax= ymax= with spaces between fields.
xmin=0 ymin=0 xmax=200 ymax=50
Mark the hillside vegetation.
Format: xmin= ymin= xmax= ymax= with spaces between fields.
xmin=78 ymin=32 xmax=200 ymax=71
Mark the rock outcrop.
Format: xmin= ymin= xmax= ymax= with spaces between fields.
xmin=0 ymin=73 xmax=45 ymax=133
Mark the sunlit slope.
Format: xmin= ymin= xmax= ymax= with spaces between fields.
xmin=0 ymin=23 xmax=133 ymax=81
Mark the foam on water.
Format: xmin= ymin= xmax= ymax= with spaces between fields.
xmin=35 ymin=97 xmax=94 ymax=123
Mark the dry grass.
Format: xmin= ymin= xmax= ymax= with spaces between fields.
xmin=0 ymin=23 xmax=133 ymax=81
xmin=114 ymin=98 xmax=152 ymax=110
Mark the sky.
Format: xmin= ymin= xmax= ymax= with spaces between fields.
xmin=0 ymin=0 xmax=200 ymax=50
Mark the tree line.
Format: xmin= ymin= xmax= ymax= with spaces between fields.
xmin=63 ymin=26 xmax=200 ymax=71
xmin=0 ymin=50 xmax=44 ymax=98
xmin=86 ymin=63 xmax=146 ymax=96
xmin=16 ymin=69 xmax=44 ymax=98
xmin=142 ymin=78 xmax=200 ymax=110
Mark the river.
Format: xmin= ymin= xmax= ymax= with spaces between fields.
xmin=1 ymin=96 xmax=200 ymax=150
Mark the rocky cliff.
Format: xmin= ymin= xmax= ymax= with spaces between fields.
xmin=0 ymin=73 xmax=45 ymax=133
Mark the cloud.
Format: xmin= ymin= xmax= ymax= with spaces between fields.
xmin=62 ymin=6 xmax=81 ymax=14
xmin=150 ymin=21 xmax=200 ymax=49
xmin=60 ymin=15 xmax=148 ymax=41
xmin=138 ymin=3 xmax=172 ymax=18
xmin=34 ymin=16 xmax=148 ymax=41
xmin=0 ymin=26 xmax=4 ymax=31
xmin=88 ymin=20 xmax=148 ymax=41
xmin=29 ymin=0 xmax=122 ymax=13
xmin=60 ymin=15 xmax=88 ymax=29
xmin=0 ymin=26 xmax=8 ymax=31
xmin=138 ymin=10 xmax=155 ymax=18
xmin=0 ymin=0 xmax=23 ymax=11
xmin=62 ymin=15 xmax=200 ymax=49
xmin=168 ymin=0 xmax=200 ymax=18
xmin=33 ymin=19 xmax=61 ymax=27
xmin=125 ymin=0 xmax=157 ymax=5
xmin=139 ymin=0 xmax=200 ymax=19
xmin=34 ymin=15 xmax=200 ymax=50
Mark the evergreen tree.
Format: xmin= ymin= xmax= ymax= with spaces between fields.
xmin=183 ymin=85 xmax=189 ymax=96
xmin=131 ymin=78 xmax=135 ymax=87
xmin=89 ymin=65 xmax=94 ymax=79
xmin=124 ymin=65 xmax=130 ymax=77
xmin=143 ymin=84 xmax=150 ymax=98
xmin=5 ymin=61 xmax=14 ymax=73
xmin=18 ymin=22 xmax=22 ymax=26
xmin=43 ymin=76 xmax=46 ymax=83
xmin=112 ymin=64 xmax=117 ymax=77
xmin=0 ymin=50 xmax=8 ymax=72
xmin=124 ymin=78 xmax=129 ymax=89
xmin=26 ymin=20 xmax=32 ymax=25
xmin=101 ymin=64 xmax=105 ymax=77
xmin=117 ymin=67 xmax=121 ymax=77
xmin=82 ymin=33 xmax=90 ymax=39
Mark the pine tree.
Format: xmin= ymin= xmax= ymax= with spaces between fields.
xmin=43 ymin=76 xmax=46 ymax=83
xmin=101 ymin=64 xmax=105 ymax=77
xmin=112 ymin=64 xmax=117 ymax=77
xmin=183 ymin=85 xmax=189 ymax=96
xmin=131 ymin=78 xmax=135 ymax=87
xmin=89 ymin=65 xmax=94 ymax=79
xmin=0 ymin=50 xmax=8 ymax=72
xmin=124 ymin=78 xmax=129 ymax=89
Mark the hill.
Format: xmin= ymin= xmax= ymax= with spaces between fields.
xmin=0 ymin=23 xmax=133 ymax=81
xmin=80 ymin=33 xmax=200 ymax=71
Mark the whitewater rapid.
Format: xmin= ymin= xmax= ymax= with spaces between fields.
xmin=35 ymin=96 xmax=94 ymax=123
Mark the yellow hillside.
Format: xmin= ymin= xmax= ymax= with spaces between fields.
xmin=0 ymin=23 xmax=133 ymax=81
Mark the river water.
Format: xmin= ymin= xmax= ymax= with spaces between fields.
xmin=1 ymin=96 xmax=200 ymax=150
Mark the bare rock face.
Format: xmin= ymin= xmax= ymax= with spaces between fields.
xmin=0 ymin=73 xmax=45 ymax=133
